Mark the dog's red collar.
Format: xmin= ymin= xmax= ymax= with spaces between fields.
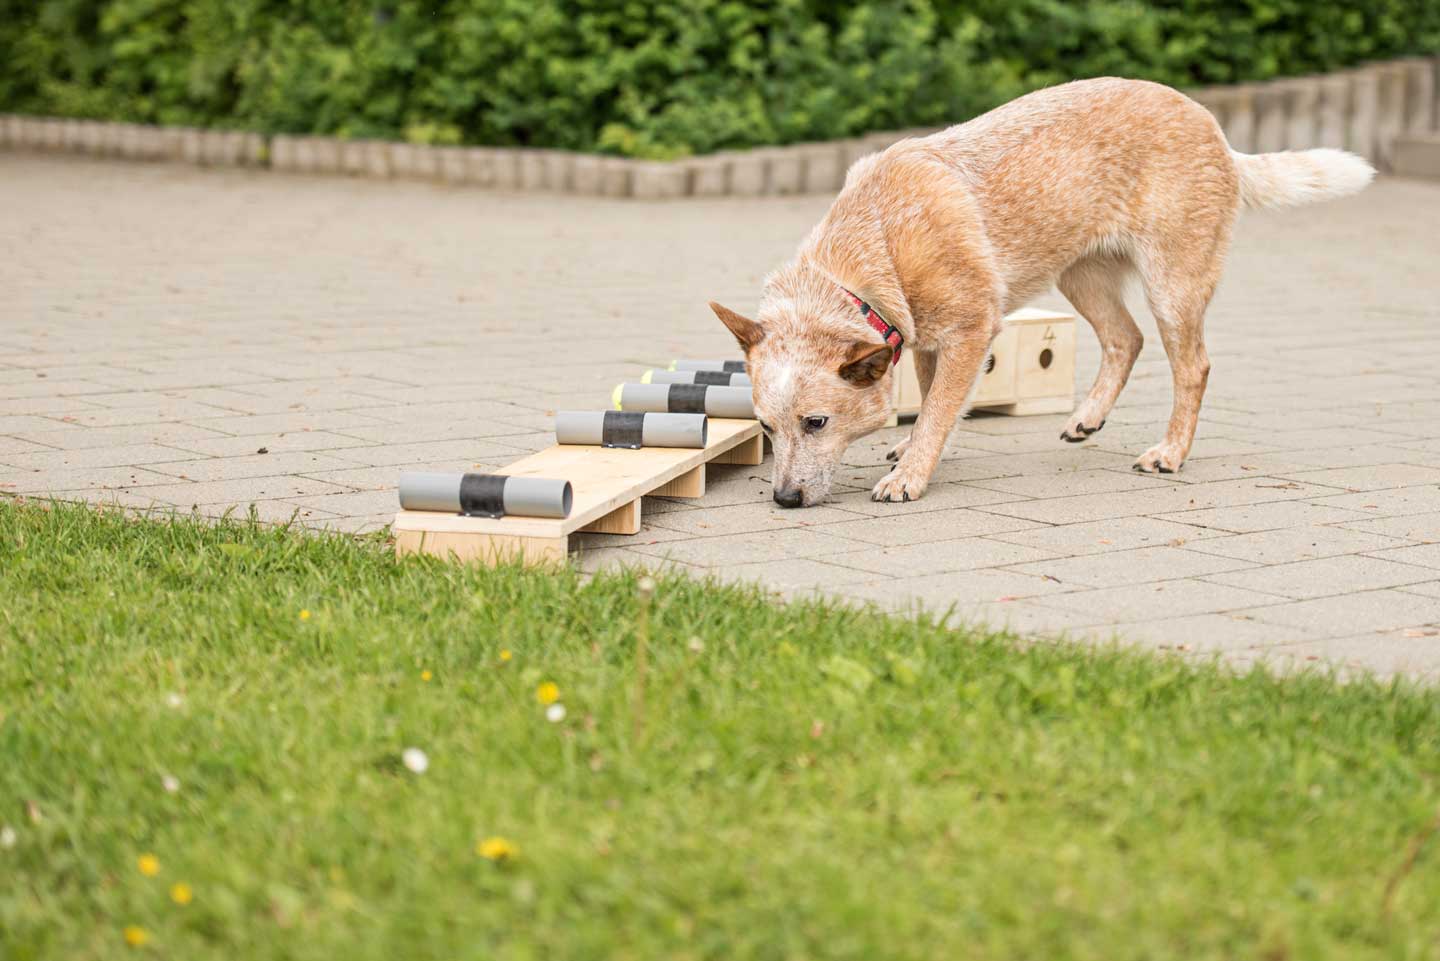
xmin=840 ymin=286 xmax=903 ymax=366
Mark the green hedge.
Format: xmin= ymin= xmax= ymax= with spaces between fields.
xmin=3 ymin=0 xmax=1438 ymax=158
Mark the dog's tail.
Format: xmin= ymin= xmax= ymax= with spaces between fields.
xmin=1231 ymin=148 xmax=1375 ymax=210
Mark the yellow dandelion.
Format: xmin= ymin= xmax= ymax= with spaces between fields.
xmin=477 ymin=836 xmax=518 ymax=862
xmin=535 ymin=682 xmax=560 ymax=706
xmin=499 ymin=649 xmax=512 ymax=662
xmin=420 ymin=670 xmax=432 ymax=682
xmin=299 ymin=609 xmax=311 ymax=621
xmin=123 ymin=925 xmax=148 ymax=947
xmin=170 ymin=882 xmax=193 ymax=905
xmin=137 ymin=853 xmax=160 ymax=877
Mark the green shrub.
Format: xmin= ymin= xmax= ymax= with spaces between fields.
xmin=3 ymin=0 xmax=1439 ymax=157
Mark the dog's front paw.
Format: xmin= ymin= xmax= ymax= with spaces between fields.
xmin=1060 ymin=416 xmax=1105 ymax=443
xmin=885 ymin=435 xmax=911 ymax=462
xmin=1133 ymin=442 xmax=1185 ymax=474
xmin=871 ymin=462 xmax=929 ymax=503
xmin=1060 ymin=400 xmax=1107 ymax=443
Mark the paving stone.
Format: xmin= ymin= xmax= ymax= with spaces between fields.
xmin=1277 ymin=463 xmax=1440 ymax=491
xmin=1155 ymin=500 xmax=1375 ymax=533
xmin=1004 ymin=545 xmax=1256 ymax=588
xmin=322 ymin=439 xmax=529 ymax=467
xmin=164 ymin=431 xmax=379 ymax=457
xmin=186 ymin=410 xmax=396 ymax=436
xmin=968 ymin=468 xmax=1175 ymax=499
xmin=1 ymin=465 xmax=178 ymax=494
xmin=986 ymin=516 xmax=1227 ymax=556
xmin=0 ymin=437 xmax=51 ymax=457
xmin=812 ymin=508 xmax=1045 ymax=547
xmin=824 ymin=482 xmax=1028 ymax=516
xmin=947 ymin=601 xmax=1115 ymax=641
xmin=1115 ymin=613 xmax=1318 ymax=653
xmin=571 ymin=545 xmax=696 ymax=576
xmin=132 ymin=476 xmax=350 ymax=507
xmin=838 ymin=568 xmax=1077 ymax=610
xmin=1255 ymin=634 xmax=1440 ymax=680
xmin=627 ymin=528 xmax=857 ymax=567
xmin=0 ymin=443 xmax=198 ymax=472
xmin=13 ymin=423 xmax=232 ymax=451
xmin=1202 ymin=553 xmax=1433 ymax=600
xmin=1309 ymin=486 xmax=1440 ymax=517
xmin=1399 ymin=581 xmax=1440 ymax=599
xmin=708 ymin=558 xmax=875 ymax=594
xmin=1235 ymin=590 xmax=1440 ymax=637
xmin=826 ymin=536 xmax=1061 ymax=575
xmin=1180 ymin=525 xmax=1411 ymax=564
xmin=981 ymin=477 xmax=1339 ymax=526
xmin=1363 ymin=542 xmax=1440 ymax=570
xmin=143 ymin=450 xmax=363 ymax=483
xmin=1335 ymin=511 xmax=1440 ymax=542
xmin=646 ymin=502 xmax=865 ymax=537
xmin=277 ymin=488 xmax=407 ymax=517
xmin=1035 ymin=579 xmax=1288 ymax=623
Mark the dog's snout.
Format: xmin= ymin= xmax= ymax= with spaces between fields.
xmin=773 ymin=487 xmax=805 ymax=509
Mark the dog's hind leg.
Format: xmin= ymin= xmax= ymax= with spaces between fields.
xmin=1131 ymin=244 xmax=1226 ymax=473
xmin=886 ymin=349 xmax=937 ymax=462
xmin=1057 ymin=254 xmax=1142 ymax=443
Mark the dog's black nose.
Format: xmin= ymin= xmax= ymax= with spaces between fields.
xmin=773 ymin=487 xmax=804 ymax=509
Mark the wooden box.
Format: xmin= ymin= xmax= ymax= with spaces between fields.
xmin=891 ymin=308 xmax=1074 ymax=422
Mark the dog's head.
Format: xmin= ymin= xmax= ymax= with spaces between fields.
xmin=709 ymin=286 xmax=894 ymax=507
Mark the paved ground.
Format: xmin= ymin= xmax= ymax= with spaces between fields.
xmin=5 ymin=154 xmax=1440 ymax=678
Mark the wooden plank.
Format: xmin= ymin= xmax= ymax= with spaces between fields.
xmin=654 ymin=464 xmax=705 ymax=497
xmin=578 ymin=498 xmax=641 ymax=534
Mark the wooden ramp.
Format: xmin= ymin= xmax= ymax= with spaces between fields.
xmin=394 ymin=418 xmax=763 ymax=565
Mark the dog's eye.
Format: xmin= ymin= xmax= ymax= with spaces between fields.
xmin=803 ymin=415 xmax=828 ymax=433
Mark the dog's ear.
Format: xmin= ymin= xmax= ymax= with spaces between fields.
xmin=708 ymin=301 xmax=764 ymax=353
xmin=838 ymin=342 xmax=892 ymax=387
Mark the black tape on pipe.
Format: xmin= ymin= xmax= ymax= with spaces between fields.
xmin=669 ymin=384 xmax=708 ymax=414
xmin=601 ymin=410 xmax=646 ymax=449
xmin=693 ymin=370 xmax=732 ymax=386
xmin=457 ymin=473 xmax=508 ymax=518
xmin=723 ymin=360 xmax=746 ymax=373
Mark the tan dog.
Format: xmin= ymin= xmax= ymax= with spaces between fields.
xmin=710 ymin=78 xmax=1373 ymax=507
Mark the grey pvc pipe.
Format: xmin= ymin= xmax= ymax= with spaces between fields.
xmin=644 ymin=369 xmax=751 ymax=386
xmin=398 ymin=472 xmax=573 ymax=519
xmin=554 ymin=411 xmax=708 ymax=448
xmin=615 ymin=383 xmax=754 ymax=419
xmin=672 ymin=359 xmax=747 ymax=373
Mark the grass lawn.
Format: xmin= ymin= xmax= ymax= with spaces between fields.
xmin=2 ymin=498 xmax=1439 ymax=960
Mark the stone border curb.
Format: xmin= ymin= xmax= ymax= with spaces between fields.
xmin=3 ymin=57 xmax=1436 ymax=198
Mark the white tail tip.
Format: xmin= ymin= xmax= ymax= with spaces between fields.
xmin=1233 ymin=148 xmax=1375 ymax=210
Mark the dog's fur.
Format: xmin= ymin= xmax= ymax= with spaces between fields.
xmin=710 ymin=78 xmax=1374 ymax=507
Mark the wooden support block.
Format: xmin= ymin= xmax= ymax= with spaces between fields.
xmin=394 ymin=529 xmax=568 ymax=566
xmin=713 ymin=431 xmax=764 ymax=466
xmin=579 ymin=498 xmax=642 ymax=534
xmin=654 ymin=464 xmax=706 ymax=497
